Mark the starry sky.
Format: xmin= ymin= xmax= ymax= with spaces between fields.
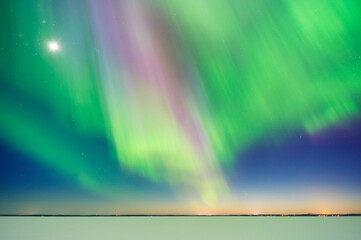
xmin=0 ymin=0 xmax=361 ymax=215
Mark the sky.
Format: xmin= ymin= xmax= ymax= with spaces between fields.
xmin=0 ymin=0 xmax=361 ymax=215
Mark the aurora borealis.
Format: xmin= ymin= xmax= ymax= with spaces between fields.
xmin=0 ymin=0 xmax=361 ymax=214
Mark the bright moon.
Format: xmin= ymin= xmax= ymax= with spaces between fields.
xmin=48 ymin=41 xmax=60 ymax=52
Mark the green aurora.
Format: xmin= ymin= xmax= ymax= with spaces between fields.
xmin=0 ymin=0 xmax=361 ymax=213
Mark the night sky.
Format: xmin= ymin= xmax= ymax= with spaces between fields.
xmin=1 ymin=0 xmax=361 ymax=215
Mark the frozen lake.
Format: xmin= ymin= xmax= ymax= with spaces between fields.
xmin=1 ymin=216 xmax=360 ymax=240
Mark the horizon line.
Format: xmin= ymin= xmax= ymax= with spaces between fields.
xmin=1 ymin=214 xmax=361 ymax=217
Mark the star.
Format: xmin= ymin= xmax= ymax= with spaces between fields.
xmin=48 ymin=41 xmax=60 ymax=52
